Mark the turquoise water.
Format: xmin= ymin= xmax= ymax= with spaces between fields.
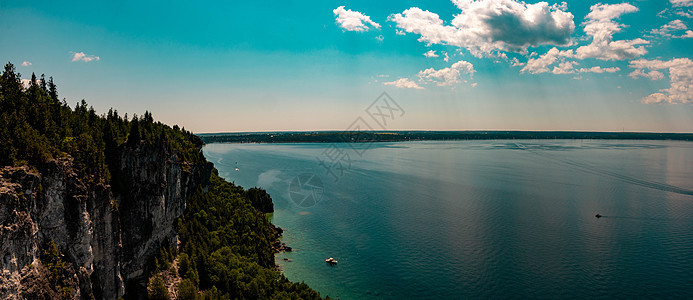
xmin=204 ymin=140 xmax=693 ymax=299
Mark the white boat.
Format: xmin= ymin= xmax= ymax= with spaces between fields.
xmin=325 ymin=257 xmax=338 ymax=265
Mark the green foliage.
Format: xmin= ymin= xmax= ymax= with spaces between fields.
xmin=178 ymin=279 xmax=201 ymax=300
xmin=1 ymin=62 xmax=322 ymax=299
xmin=39 ymin=240 xmax=76 ymax=299
xmin=41 ymin=240 xmax=66 ymax=281
xmin=147 ymin=275 xmax=171 ymax=300
xmin=0 ymin=62 xmax=204 ymax=187
xmin=245 ymin=187 xmax=274 ymax=213
xmin=174 ymin=172 xmax=324 ymax=299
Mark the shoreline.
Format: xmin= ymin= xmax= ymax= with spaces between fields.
xmin=272 ymin=225 xmax=293 ymax=271
xmin=198 ymin=131 xmax=693 ymax=144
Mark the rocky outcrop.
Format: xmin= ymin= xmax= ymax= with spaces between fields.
xmin=271 ymin=226 xmax=292 ymax=253
xmin=0 ymin=143 xmax=211 ymax=299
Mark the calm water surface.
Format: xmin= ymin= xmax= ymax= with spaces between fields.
xmin=204 ymin=140 xmax=693 ymax=299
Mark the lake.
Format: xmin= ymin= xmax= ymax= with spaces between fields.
xmin=203 ymin=140 xmax=693 ymax=299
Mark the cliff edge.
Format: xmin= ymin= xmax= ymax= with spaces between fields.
xmin=0 ymin=143 xmax=211 ymax=299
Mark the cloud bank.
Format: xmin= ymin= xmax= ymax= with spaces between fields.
xmin=671 ymin=0 xmax=693 ymax=8
xmin=575 ymin=3 xmax=648 ymax=61
xmin=390 ymin=0 xmax=574 ymax=56
xmin=630 ymin=58 xmax=693 ymax=104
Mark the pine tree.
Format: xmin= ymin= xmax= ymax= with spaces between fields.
xmin=40 ymin=74 xmax=47 ymax=91
xmin=128 ymin=116 xmax=141 ymax=145
xmin=48 ymin=76 xmax=58 ymax=100
xmin=1 ymin=62 xmax=23 ymax=102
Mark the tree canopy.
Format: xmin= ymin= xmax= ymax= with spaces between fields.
xmin=0 ymin=62 xmax=323 ymax=299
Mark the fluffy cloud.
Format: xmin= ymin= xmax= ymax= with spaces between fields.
xmin=629 ymin=58 xmax=693 ymax=104
xmin=21 ymin=61 xmax=32 ymax=66
xmin=575 ymin=3 xmax=648 ymax=61
xmin=671 ymin=0 xmax=693 ymax=7
xmin=20 ymin=79 xmax=32 ymax=88
xmin=424 ymin=50 xmax=439 ymax=58
xmin=652 ymin=19 xmax=689 ymax=37
xmin=677 ymin=10 xmax=693 ymax=18
xmin=521 ymin=47 xmax=574 ymax=74
xmin=418 ymin=60 xmax=475 ymax=86
xmin=390 ymin=0 xmax=574 ymax=56
xmin=552 ymin=61 xmax=578 ymax=74
xmin=682 ymin=30 xmax=693 ymax=38
xmin=333 ymin=6 xmax=381 ymax=32
xmin=383 ymin=78 xmax=424 ymax=89
xmin=510 ymin=57 xmax=524 ymax=67
xmin=578 ymin=66 xmax=620 ymax=73
xmin=520 ymin=47 xmax=621 ymax=75
xmin=71 ymin=51 xmax=100 ymax=62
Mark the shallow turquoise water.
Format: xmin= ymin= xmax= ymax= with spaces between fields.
xmin=204 ymin=140 xmax=693 ymax=299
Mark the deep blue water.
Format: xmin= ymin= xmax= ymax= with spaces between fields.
xmin=204 ymin=140 xmax=693 ymax=299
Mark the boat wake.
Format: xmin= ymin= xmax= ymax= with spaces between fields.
xmin=598 ymin=215 xmax=670 ymax=221
xmin=514 ymin=143 xmax=693 ymax=197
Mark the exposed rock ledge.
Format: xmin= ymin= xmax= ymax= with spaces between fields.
xmin=0 ymin=143 xmax=212 ymax=299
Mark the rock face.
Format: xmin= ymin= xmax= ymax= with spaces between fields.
xmin=0 ymin=143 xmax=211 ymax=299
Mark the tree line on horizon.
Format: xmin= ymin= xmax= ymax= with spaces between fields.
xmin=198 ymin=131 xmax=693 ymax=144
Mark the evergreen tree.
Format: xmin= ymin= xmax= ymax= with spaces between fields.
xmin=47 ymin=76 xmax=58 ymax=100
xmin=40 ymin=74 xmax=47 ymax=91
xmin=1 ymin=62 xmax=323 ymax=299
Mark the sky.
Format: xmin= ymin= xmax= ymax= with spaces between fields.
xmin=1 ymin=0 xmax=692 ymax=133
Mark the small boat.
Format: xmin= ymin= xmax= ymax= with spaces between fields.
xmin=595 ymin=214 xmax=602 ymax=218
xmin=325 ymin=257 xmax=338 ymax=265
xmin=235 ymin=162 xmax=240 ymax=171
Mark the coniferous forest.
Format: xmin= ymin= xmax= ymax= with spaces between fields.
xmin=0 ymin=62 xmax=323 ymax=299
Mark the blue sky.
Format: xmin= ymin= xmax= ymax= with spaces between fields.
xmin=1 ymin=0 xmax=692 ymax=132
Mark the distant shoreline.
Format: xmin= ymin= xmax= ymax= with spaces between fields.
xmin=198 ymin=131 xmax=693 ymax=144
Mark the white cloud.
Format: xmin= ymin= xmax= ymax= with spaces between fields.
xmin=390 ymin=0 xmax=574 ymax=56
xmin=521 ymin=47 xmax=574 ymax=74
xmin=681 ymin=30 xmax=693 ymax=38
xmin=658 ymin=8 xmax=670 ymax=18
xmin=375 ymin=35 xmax=384 ymax=42
xmin=584 ymin=3 xmax=637 ymax=20
xmin=510 ymin=57 xmax=524 ymax=67
xmin=671 ymin=0 xmax=693 ymax=8
xmin=677 ymin=10 xmax=693 ymax=18
xmin=71 ymin=51 xmax=100 ymax=62
xmin=20 ymin=79 xmax=32 ymax=88
xmin=418 ymin=60 xmax=475 ymax=86
xmin=578 ymin=66 xmax=620 ymax=73
xmin=21 ymin=61 xmax=32 ymax=66
xmin=443 ymin=52 xmax=450 ymax=62
xmin=552 ymin=61 xmax=578 ymax=74
xmin=424 ymin=50 xmax=439 ymax=58
xmin=333 ymin=6 xmax=381 ymax=32
xmin=652 ymin=19 xmax=688 ymax=37
xmin=629 ymin=58 xmax=693 ymax=104
xmin=575 ymin=3 xmax=648 ymax=61
xmin=383 ymin=78 xmax=424 ymax=89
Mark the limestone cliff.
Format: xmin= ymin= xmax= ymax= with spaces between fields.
xmin=0 ymin=143 xmax=212 ymax=299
